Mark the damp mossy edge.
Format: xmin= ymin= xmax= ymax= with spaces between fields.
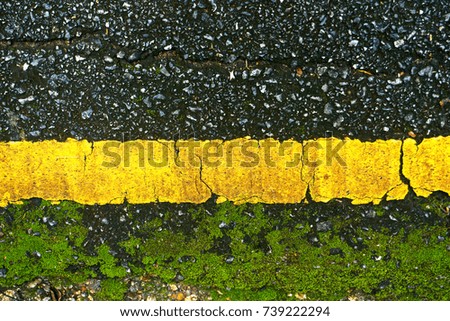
xmin=0 ymin=197 xmax=449 ymax=300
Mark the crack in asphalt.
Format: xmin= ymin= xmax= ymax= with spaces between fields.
xmin=0 ymin=35 xmax=438 ymax=78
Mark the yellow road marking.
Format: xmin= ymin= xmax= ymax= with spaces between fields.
xmin=303 ymin=138 xmax=408 ymax=204
xmin=0 ymin=137 xmax=448 ymax=206
xmin=403 ymin=136 xmax=450 ymax=197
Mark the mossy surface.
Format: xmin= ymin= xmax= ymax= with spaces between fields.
xmin=0 ymin=200 xmax=94 ymax=287
xmin=1 ymin=195 xmax=449 ymax=300
xmin=96 ymin=279 xmax=128 ymax=301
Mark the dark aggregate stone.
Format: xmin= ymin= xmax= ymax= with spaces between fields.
xmin=1 ymin=1 xmax=449 ymax=142
xmin=1 ymin=1 xmax=449 ymax=74
xmin=225 ymin=255 xmax=235 ymax=263
xmin=174 ymin=272 xmax=185 ymax=282
xmin=378 ymin=279 xmax=391 ymax=290
xmin=0 ymin=38 xmax=448 ymax=142
xmin=316 ymin=221 xmax=332 ymax=232
xmin=329 ymin=248 xmax=344 ymax=256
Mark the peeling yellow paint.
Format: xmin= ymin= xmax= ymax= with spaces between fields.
xmin=304 ymin=138 xmax=408 ymax=205
xmin=0 ymin=139 xmax=90 ymax=206
xmin=402 ymin=136 xmax=450 ymax=197
xmin=69 ymin=139 xmax=210 ymax=205
xmin=198 ymin=138 xmax=307 ymax=204
xmin=0 ymin=139 xmax=210 ymax=206
xmin=0 ymin=137 xmax=448 ymax=206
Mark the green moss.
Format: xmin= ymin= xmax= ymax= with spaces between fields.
xmin=1 ymin=197 xmax=449 ymax=300
xmin=119 ymin=200 xmax=449 ymax=300
xmin=145 ymin=109 xmax=157 ymax=117
xmin=0 ymin=200 xmax=96 ymax=287
xmin=119 ymin=236 xmax=141 ymax=257
xmin=96 ymin=278 xmax=127 ymax=300
xmin=0 ymin=201 xmax=123 ymax=290
xmin=97 ymin=244 xmax=127 ymax=279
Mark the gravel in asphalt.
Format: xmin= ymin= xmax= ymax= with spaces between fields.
xmin=1 ymin=1 xmax=449 ymax=142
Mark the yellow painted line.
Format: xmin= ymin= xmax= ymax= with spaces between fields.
xmin=0 ymin=137 xmax=449 ymax=206
xmin=403 ymin=136 xmax=450 ymax=198
xmin=303 ymin=138 xmax=409 ymax=204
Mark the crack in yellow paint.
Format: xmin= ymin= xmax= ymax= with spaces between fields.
xmin=198 ymin=139 xmax=306 ymax=204
xmin=304 ymin=138 xmax=409 ymax=205
xmin=402 ymin=136 xmax=450 ymax=197
xmin=0 ymin=137 xmax=448 ymax=206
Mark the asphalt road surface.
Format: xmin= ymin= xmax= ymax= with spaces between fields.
xmin=1 ymin=0 xmax=449 ymax=142
xmin=0 ymin=0 xmax=449 ymax=301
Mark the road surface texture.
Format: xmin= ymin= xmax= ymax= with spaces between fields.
xmin=0 ymin=0 xmax=449 ymax=300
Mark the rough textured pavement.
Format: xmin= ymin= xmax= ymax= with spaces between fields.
xmin=1 ymin=0 xmax=449 ymax=142
xmin=1 ymin=0 xmax=450 ymax=301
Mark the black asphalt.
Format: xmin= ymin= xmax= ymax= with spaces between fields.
xmin=1 ymin=0 xmax=449 ymax=142
xmin=1 ymin=1 xmax=450 ymax=300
